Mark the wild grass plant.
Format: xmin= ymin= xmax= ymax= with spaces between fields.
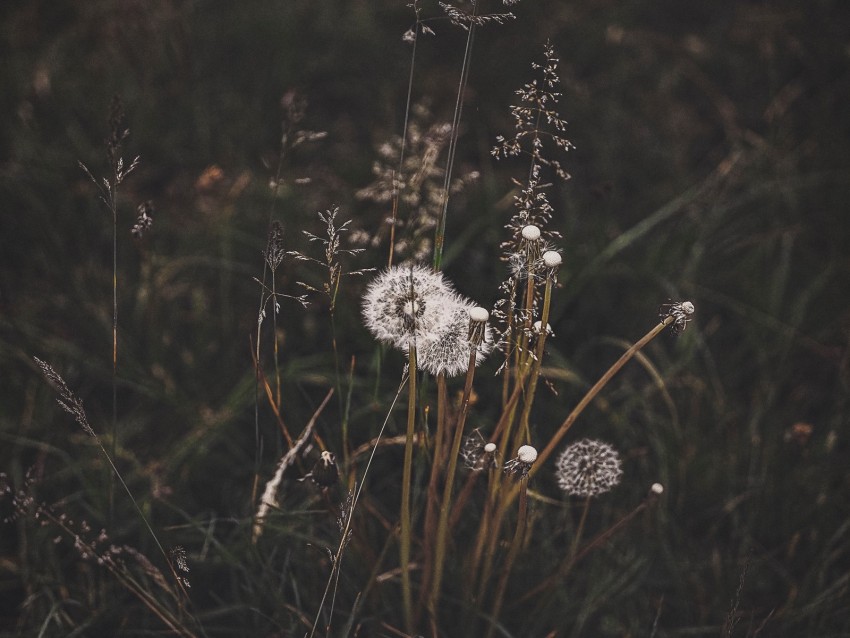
xmin=2 ymin=1 xmax=850 ymax=637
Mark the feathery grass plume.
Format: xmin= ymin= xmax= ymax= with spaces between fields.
xmin=492 ymin=41 xmax=574 ymax=179
xmin=291 ymin=206 xmax=373 ymax=312
xmin=1 ymin=471 xmax=195 ymax=636
xmin=264 ymin=220 xmax=286 ymax=272
xmin=361 ymin=264 xmax=455 ymax=349
xmin=416 ymin=300 xmax=494 ymax=377
xmin=78 ymin=95 xmax=140 ymax=521
xmin=30 ymin=357 xmax=195 ymax=620
xmin=555 ymin=438 xmax=623 ymax=497
xmin=32 ymin=357 xmax=95 ymax=437
xmin=356 ymin=103 xmax=478 ymax=263
xmin=440 ymin=2 xmax=517 ymax=30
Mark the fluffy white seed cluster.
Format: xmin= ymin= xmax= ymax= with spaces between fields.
xmin=555 ymin=438 xmax=623 ymax=497
xmin=417 ymin=300 xmax=494 ymax=376
xmin=362 ymin=265 xmax=492 ymax=377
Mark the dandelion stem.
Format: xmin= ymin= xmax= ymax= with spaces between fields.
xmin=428 ymin=347 xmax=478 ymax=622
xmin=531 ymin=315 xmax=675 ymax=478
xmin=516 ymin=275 xmax=554 ymax=445
xmin=400 ymin=345 xmax=417 ymax=633
xmin=485 ymin=475 xmax=529 ymax=638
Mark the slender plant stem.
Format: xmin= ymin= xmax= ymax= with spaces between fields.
xmin=530 ymin=315 xmax=675 ymax=478
xmin=400 ymin=345 xmax=418 ymax=633
xmin=428 ymin=348 xmax=478 ymax=621
xmin=110 ymin=187 xmax=118 ymax=525
xmin=485 ymin=475 xmax=529 ymax=638
xmin=419 ymin=373 xmax=449 ymax=619
xmin=433 ymin=2 xmax=478 ymax=271
xmin=309 ymin=376 xmax=408 ymax=638
xmin=516 ymin=275 xmax=554 ymax=443
xmin=569 ymin=495 xmax=592 ymax=560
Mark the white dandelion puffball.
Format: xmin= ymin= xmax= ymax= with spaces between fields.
xmin=517 ymin=445 xmax=538 ymax=464
xmin=416 ymin=298 xmax=494 ymax=377
xmin=362 ymin=265 xmax=454 ymax=349
xmin=555 ymin=438 xmax=623 ymax=497
xmin=542 ymin=250 xmax=562 ymax=268
xmin=521 ymin=225 xmax=541 ymax=241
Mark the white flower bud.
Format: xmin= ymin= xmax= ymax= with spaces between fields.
xmin=468 ymin=307 xmax=489 ymax=323
xmin=521 ymin=225 xmax=541 ymax=241
xmin=542 ymin=250 xmax=562 ymax=268
xmin=517 ymin=445 xmax=538 ymax=464
xmin=651 ymin=482 xmax=664 ymax=495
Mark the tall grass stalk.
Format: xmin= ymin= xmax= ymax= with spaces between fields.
xmin=432 ymin=2 xmax=478 ymax=272
xmin=32 ymin=358 xmax=191 ymax=610
xmin=78 ymin=97 xmax=139 ymax=523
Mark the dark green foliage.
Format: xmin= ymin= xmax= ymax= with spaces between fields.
xmin=2 ymin=1 xmax=849 ymax=636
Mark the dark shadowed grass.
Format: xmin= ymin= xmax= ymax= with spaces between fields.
xmin=2 ymin=1 xmax=850 ymax=637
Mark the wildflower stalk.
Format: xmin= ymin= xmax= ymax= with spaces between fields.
xmin=419 ymin=372 xmax=449 ymax=617
xmin=475 ymin=315 xmax=675 ymax=598
xmin=515 ymin=255 xmax=558 ymax=447
xmin=478 ymin=313 xmax=676 ymax=578
xmin=400 ymin=344 xmax=418 ymax=633
xmin=530 ymin=314 xmax=675 ymax=479
xmin=485 ymin=473 xmax=530 ymax=638
xmin=428 ymin=344 xmax=479 ymax=621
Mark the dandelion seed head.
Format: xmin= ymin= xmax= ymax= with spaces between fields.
xmin=416 ymin=297 xmax=493 ymax=377
xmin=362 ymin=265 xmax=453 ymax=349
xmin=555 ymin=438 xmax=623 ymax=497
xmin=461 ymin=430 xmax=500 ymax=471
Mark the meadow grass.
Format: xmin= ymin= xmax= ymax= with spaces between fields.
xmin=2 ymin=1 xmax=850 ymax=637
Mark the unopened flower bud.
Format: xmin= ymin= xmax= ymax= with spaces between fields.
xmin=521 ymin=225 xmax=541 ymax=241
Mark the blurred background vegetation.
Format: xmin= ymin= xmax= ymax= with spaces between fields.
xmin=1 ymin=0 xmax=849 ymax=636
